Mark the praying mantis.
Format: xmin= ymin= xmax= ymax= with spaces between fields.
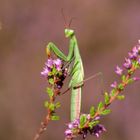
xmin=46 ymin=28 xmax=84 ymax=121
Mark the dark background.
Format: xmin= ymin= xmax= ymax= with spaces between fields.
xmin=0 ymin=0 xmax=140 ymax=140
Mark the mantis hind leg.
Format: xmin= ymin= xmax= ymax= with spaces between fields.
xmin=84 ymin=72 xmax=105 ymax=95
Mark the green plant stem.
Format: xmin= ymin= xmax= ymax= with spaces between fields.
xmin=73 ymin=66 xmax=137 ymax=137
xmin=33 ymin=79 xmax=59 ymax=140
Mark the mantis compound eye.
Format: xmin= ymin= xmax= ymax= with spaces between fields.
xmin=64 ymin=28 xmax=74 ymax=38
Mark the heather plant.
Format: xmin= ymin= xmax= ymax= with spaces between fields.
xmin=33 ymin=27 xmax=140 ymax=140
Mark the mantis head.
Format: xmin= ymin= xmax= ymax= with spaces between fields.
xmin=64 ymin=28 xmax=74 ymax=38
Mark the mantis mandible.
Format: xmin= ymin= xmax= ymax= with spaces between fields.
xmin=46 ymin=28 xmax=84 ymax=121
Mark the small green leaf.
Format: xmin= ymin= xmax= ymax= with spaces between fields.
xmin=97 ymin=102 xmax=104 ymax=112
xmin=55 ymin=102 xmax=61 ymax=108
xmin=121 ymin=75 xmax=126 ymax=82
xmin=48 ymin=72 xmax=53 ymax=76
xmin=128 ymin=69 xmax=134 ymax=75
xmin=90 ymin=106 xmax=95 ymax=117
xmin=110 ymin=89 xmax=116 ymax=97
xmin=51 ymin=115 xmax=60 ymax=120
xmin=104 ymin=92 xmax=110 ymax=105
xmin=101 ymin=109 xmax=111 ymax=115
xmin=133 ymin=61 xmax=139 ymax=68
xmin=49 ymin=103 xmax=55 ymax=111
xmin=118 ymin=84 xmax=124 ymax=90
xmin=52 ymin=67 xmax=57 ymax=75
xmin=128 ymin=78 xmax=134 ymax=84
xmin=46 ymin=87 xmax=54 ymax=97
xmin=80 ymin=115 xmax=87 ymax=128
xmin=48 ymin=78 xmax=54 ymax=85
xmin=89 ymin=120 xmax=100 ymax=129
xmin=58 ymin=71 xmax=62 ymax=75
xmin=117 ymin=95 xmax=125 ymax=100
xmin=44 ymin=101 xmax=49 ymax=108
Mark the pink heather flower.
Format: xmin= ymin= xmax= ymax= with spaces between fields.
xmin=138 ymin=58 xmax=140 ymax=64
xmin=72 ymin=119 xmax=80 ymax=128
xmin=95 ymin=133 xmax=99 ymax=138
xmin=115 ymin=66 xmax=123 ymax=75
xmin=66 ymin=119 xmax=80 ymax=130
xmin=56 ymin=66 xmax=61 ymax=71
xmin=123 ymin=58 xmax=132 ymax=69
xmin=41 ymin=67 xmax=50 ymax=77
xmin=110 ymin=81 xmax=117 ymax=88
xmin=137 ymin=45 xmax=140 ymax=52
xmin=128 ymin=45 xmax=139 ymax=59
xmin=94 ymin=116 xmax=100 ymax=120
xmin=133 ymin=77 xmax=140 ymax=81
xmin=128 ymin=52 xmax=137 ymax=59
xmin=137 ymin=40 xmax=140 ymax=51
xmin=132 ymin=46 xmax=138 ymax=54
xmin=53 ymin=58 xmax=62 ymax=65
xmin=68 ymin=123 xmax=74 ymax=129
xmin=87 ymin=114 xmax=91 ymax=120
xmin=53 ymin=59 xmax=62 ymax=71
xmin=91 ymin=124 xmax=106 ymax=138
xmin=65 ymin=129 xmax=72 ymax=138
xmin=128 ymin=45 xmax=140 ymax=59
xmin=45 ymin=58 xmax=53 ymax=68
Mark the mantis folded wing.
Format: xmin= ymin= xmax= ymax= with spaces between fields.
xmin=46 ymin=28 xmax=84 ymax=121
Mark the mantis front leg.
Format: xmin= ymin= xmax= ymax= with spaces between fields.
xmin=46 ymin=42 xmax=74 ymax=62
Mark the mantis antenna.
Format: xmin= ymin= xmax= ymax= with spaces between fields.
xmin=61 ymin=8 xmax=76 ymax=28
xmin=68 ymin=17 xmax=76 ymax=28
xmin=61 ymin=8 xmax=67 ymax=27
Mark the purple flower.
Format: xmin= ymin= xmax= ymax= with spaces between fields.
xmin=41 ymin=59 xmax=54 ymax=77
xmin=128 ymin=45 xmax=140 ymax=59
xmin=53 ymin=58 xmax=62 ymax=66
xmin=41 ymin=67 xmax=50 ymax=77
xmin=41 ymin=58 xmax=63 ymax=78
xmin=90 ymin=124 xmax=106 ymax=138
xmin=128 ymin=52 xmax=137 ymax=59
xmin=137 ymin=44 xmax=140 ymax=53
xmin=68 ymin=123 xmax=74 ymax=129
xmin=115 ymin=66 xmax=123 ymax=75
xmin=110 ymin=81 xmax=117 ymax=88
xmin=138 ymin=58 xmax=140 ymax=64
xmin=94 ymin=116 xmax=100 ymax=120
xmin=86 ymin=114 xmax=90 ymax=120
xmin=123 ymin=58 xmax=132 ymax=69
xmin=67 ymin=119 xmax=80 ymax=130
xmin=53 ymin=59 xmax=62 ymax=71
xmin=132 ymin=46 xmax=138 ymax=53
xmin=57 ymin=85 xmax=62 ymax=89
xmin=72 ymin=119 xmax=80 ymax=128
xmin=45 ymin=59 xmax=53 ymax=68
xmin=65 ymin=117 xmax=105 ymax=139
xmin=65 ymin=129 xmax=73 ymax=138
xmin=132 ymin=46 xmax=138 ymax=54
xmin=133 ymin=77 xmax=140 ymax=81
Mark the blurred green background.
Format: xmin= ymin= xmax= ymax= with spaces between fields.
xmin=0 ymin=0 xmax=140 ymax=140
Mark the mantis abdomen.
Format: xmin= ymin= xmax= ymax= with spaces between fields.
xmin=71 ymin=88 xmax=81 ymax=121
xmin=70 ymin=59 xmax=84 ymax=121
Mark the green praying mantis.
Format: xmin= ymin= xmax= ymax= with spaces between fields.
xmin=46 ymin=28 xmax=84 ymax=121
